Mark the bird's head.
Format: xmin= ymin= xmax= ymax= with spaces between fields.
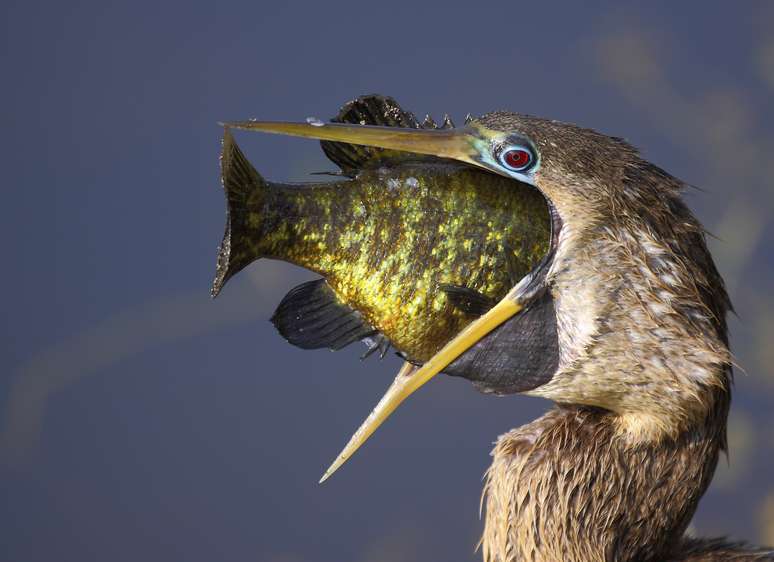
xmin=226 ymin=109 xmax=732 ymax=480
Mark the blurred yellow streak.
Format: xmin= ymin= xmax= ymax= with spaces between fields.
xmin=0 ymin=261 xmax=294 ymax=468
xmin=759 ymin=492 xmax=774 ymax=545
xmin=591 ymin=30 xmax=773 ymax=298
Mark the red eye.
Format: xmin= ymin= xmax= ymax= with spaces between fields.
xmin=501 ymin=148 xmax=532 ymax=170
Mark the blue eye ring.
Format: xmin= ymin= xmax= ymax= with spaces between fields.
xmin=498 ymin=145 xmax=535 ymax=172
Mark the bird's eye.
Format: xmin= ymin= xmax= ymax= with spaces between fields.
xmin=499 ymin=147 xmax=534 ymax=172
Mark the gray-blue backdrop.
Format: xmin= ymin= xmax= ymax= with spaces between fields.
xmin=2 ymin=2 xmax=774 ymax=560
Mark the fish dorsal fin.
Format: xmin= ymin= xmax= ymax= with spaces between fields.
xmin=271 ymin=278 xmax=379 ymax=351
xmin=320 ymin=94 xmax=449 ymax=175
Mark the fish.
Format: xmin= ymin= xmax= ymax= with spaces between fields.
xmin=212 ymin=95 xmax=550 ymax=364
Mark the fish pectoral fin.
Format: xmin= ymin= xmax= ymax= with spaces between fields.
xmin=271 ymin=279 xmax=378 ymax=351
xmin=320 ymin=95 xmax=452 ymax=175
xmin=438 ymin=284 xmax=497 ymax=316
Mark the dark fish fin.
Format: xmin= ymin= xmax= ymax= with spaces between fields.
xmin=438 ymin=284 xmax=496 ymax=316
xmin=321 ymin=94 xmax=447 ymax=175
xmin=212 ymin=129 xmax=267 ymax=297
xmin=271 ymin=279 xmax=378 ymax=351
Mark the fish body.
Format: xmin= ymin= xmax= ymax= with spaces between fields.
xmin=214 ymin=96 xmax=550 ymax=362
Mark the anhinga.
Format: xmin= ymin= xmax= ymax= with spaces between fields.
xmin=225 ymin=108 xmax=773 ymax=561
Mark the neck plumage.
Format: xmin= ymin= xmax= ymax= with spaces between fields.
xmin=480 ymin=390 xmax=729 ymax=562
xmin=478 ymin=200 xmax=741 ymax=561
xmin=477 ymin=165 xmax=774 ymax=560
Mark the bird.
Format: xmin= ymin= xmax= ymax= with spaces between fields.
xmin=224 ymin=102 xmax=774 ymax=561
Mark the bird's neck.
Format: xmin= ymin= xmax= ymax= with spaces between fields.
xmin=480 ymin=397 xmax=728 ymax=562
xmin=530 ymin=210 xmax=733 ymax=443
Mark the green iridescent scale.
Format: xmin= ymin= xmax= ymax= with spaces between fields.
xmin=214 ymin=96 xmax=550 ymax=362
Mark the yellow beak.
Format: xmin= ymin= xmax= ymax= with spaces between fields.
xmin=222 ymin=119 xmax=484 ymax=166
xmin=222 ymin=119 xmax=526 ymax=482
xmin=319 ymin=297 xmax=522 ymax=482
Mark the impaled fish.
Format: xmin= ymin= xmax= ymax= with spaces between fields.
xmin=213 ymin=95 xmax=551 ymax=365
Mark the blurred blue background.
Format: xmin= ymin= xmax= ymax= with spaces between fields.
xmin=2 ymin=2 xmax=773 ymax=560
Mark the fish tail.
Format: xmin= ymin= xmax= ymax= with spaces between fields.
xmin=212 ymin=129 xmax=268 ymax=297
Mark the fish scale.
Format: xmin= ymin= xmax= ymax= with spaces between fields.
xmin=215 ymin=130 xmax=550 ymax=361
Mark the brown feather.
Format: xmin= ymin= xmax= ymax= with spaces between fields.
xmin=471 ymin=113 xmax=770 ymax=560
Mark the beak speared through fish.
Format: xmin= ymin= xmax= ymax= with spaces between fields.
xmin=214 ymin=95 xmax=552 ymax=479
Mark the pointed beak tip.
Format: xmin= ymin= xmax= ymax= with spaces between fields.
xmin=319 ymin=461 xmax=340 ymax=484
xmin=315 ymin=298 xmax=523 ymax=482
